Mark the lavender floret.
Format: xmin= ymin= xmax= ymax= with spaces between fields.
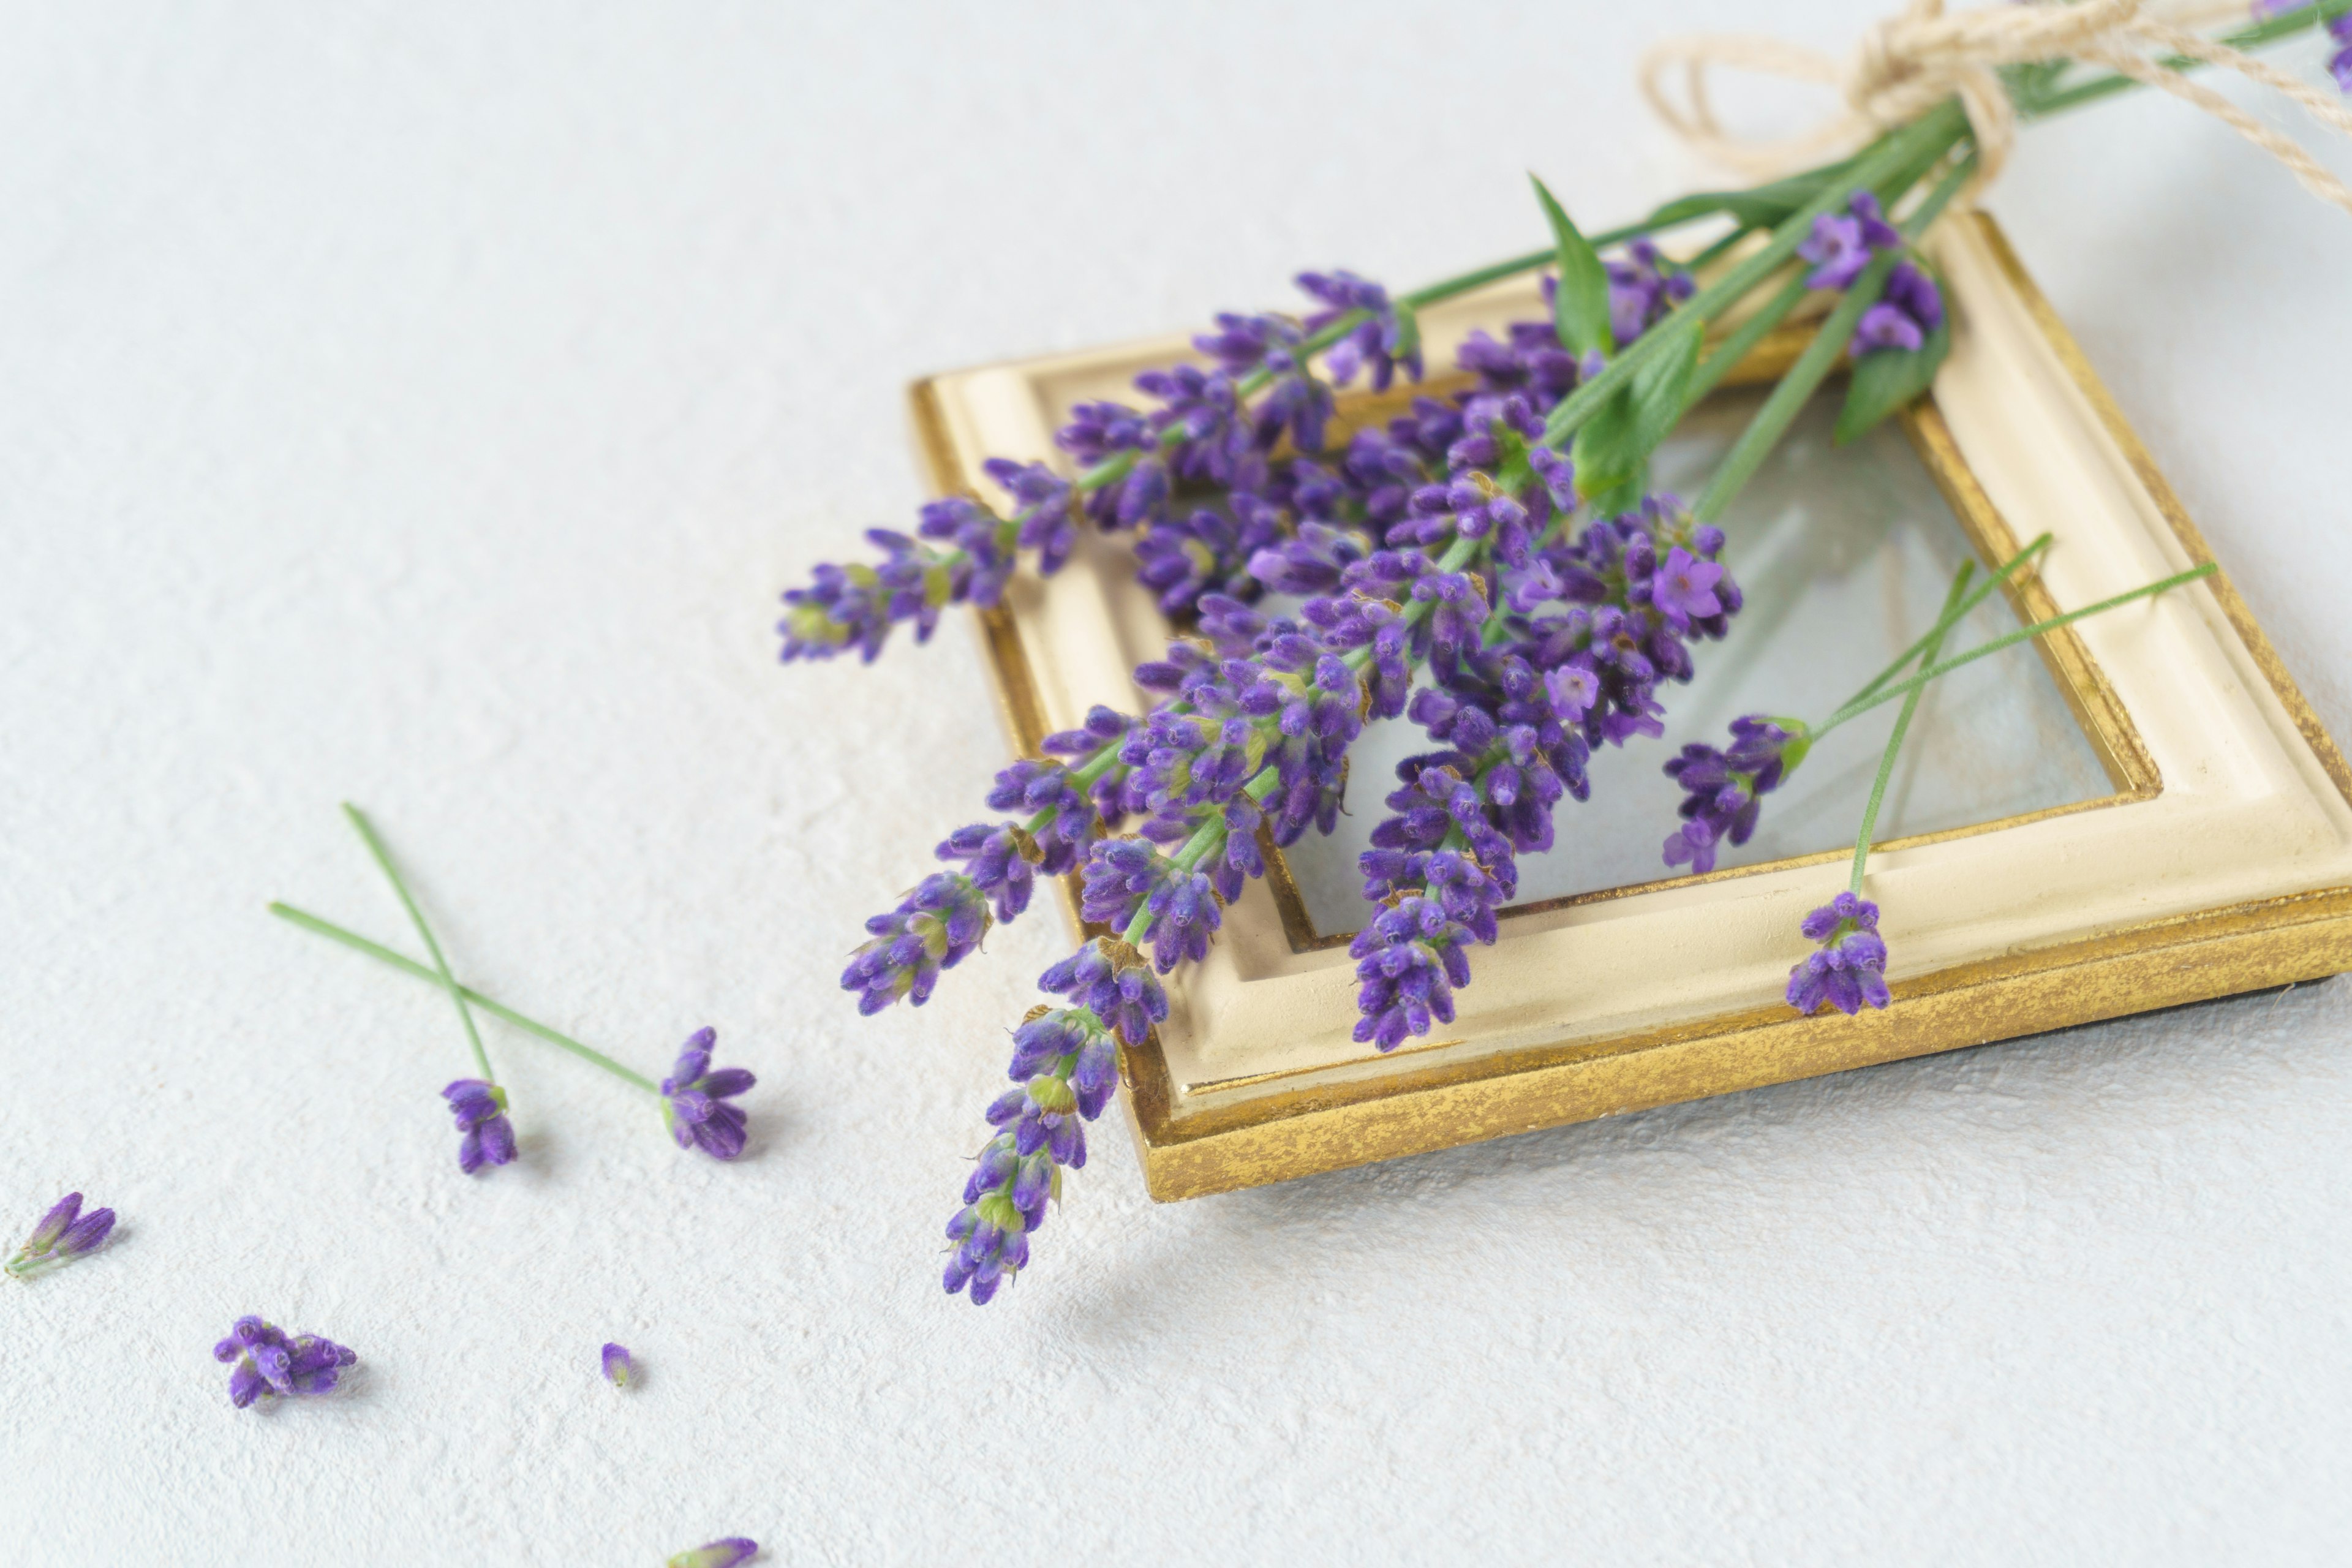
xmin=666 ymin=1540 xmax=759 ymax=1568
xmin=842 ymin=872 xmax=991 ymax=1012
xmin=441 ymin=1079 xmax=518 ymax=1175
xmin=6 ymin=1192 xmax=116 ymax=1280
xmin=1662 ymin=716 xmax=1806 ymax=875
xmin=1853 ymin=261 xmax=1944 ymax=355
xmin=658 ymin=1027 xmax=755 ymax=1161
xmin=1296 ymin=269 xmax=1423 ymax=391
xmin=1785 ymin=891 xmax=1893 ymax=1014
xmin=601 ymin=1343 xmax=636 ymax=1388
xmin=214 ymin=1316 xmax=356 ymax=1408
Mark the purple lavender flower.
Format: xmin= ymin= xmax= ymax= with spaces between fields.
xmin=1349 ymin=896 xmax=1475 ymax=1051
xmin=658 ymin=1027 xmax=755 ymax=1161
xmin=943 ymin=999 xmax=1125 ymax=1306
xmin=1040 ymin=938 xmax=1168 ymax=1047
xmin=1662 ymin=716 xmax=1807 ymax=875
xmin=935 ymin=822 xmax=1038 ymax=922
xmin=666 ymin=1540 xmax=758 ymax=1568
xmin=777 ymin=530 xmax=957 ymax=664
xmin=1798 ymin=190 xmax=1903 ymax=290
xmin=1079 ymin=841 xmax=1221 ymax=973
xmin=6 ymin=1192 xmax=115 ymax=1280
xmin=1853 ymin=262 xmax=1944 ymax=355
xmin=1136 ymin=502 xmax=1283 ymax=616
xmin=1785 ymin=891 xmax=1893 ymax=1014
xmin=1607 ymin=238 xmax=1697 ymax=345
xmin=439 ymin=1079 xmax=516 ymax=1175
xmin=1193 ymin=312 xmax=1334 ymax=455
xmin=601 ymin=1342 xmax=636 ymax=1388
xmin=214 ymin=1316 xmax=356 ymax=1408
xmin=2334 ymin=13 xmax=2352 ymax=93
xmin=1250 ymin=519 xmax=1374 ymax=597
xmin=842 ymin=872 xmax=992 ymax=1012
xmin=1648 ymin=546 xmax=1724 ymax=629
xmin=1296 ymin=269 xmax=1423 ymax=391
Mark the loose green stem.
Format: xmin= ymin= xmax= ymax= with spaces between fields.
xmin=342 ymin=804 xmax=494 ymax=1085
xmin=1848 ymin=564 xmax=1972 ymax=894
xmin=1847 ymin=533 xmax=2052 ymax=708
xmin=268 ymin=902 xmax=660 ymax=1094
xmin=1816 ymin=562 xmax=2219 ymax=737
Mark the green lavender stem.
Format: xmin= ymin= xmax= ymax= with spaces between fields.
xmin=1815 ymin=562 xmax=2219 ymax=737
xmin=1848 ymin=564 xmax=1972 ymax=894
xmin=342 ymin=804 xmax=494 ymax=1085
xmin=268 ymin=902 xmax=660 ymax=1093
xmin=1692 ymin=153 xmax=1976 ymax=526
xmin=1847 ymin=534 xmax=2052 ymax=709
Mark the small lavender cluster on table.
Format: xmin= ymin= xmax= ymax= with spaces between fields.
xmin=214 ymin=1316 xmax=358 ymax=1408
xmin=6 ymin=1192 xmax=115 ymax=1280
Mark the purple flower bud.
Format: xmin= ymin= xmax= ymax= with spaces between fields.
xmin=1786 ymin=892 xmax=1893 ymax=1014
xmin=601 ymin=1342 xmax=637 ymax=1389
xmin=666 ymin=1539 xmax=759 ymax=1568
xmin=658 ymin=1029 xmax=756 ymax=1161
xmin=8 ymin=1192 xmax=116 ymax=1279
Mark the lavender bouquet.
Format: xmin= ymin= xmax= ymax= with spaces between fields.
xmin=777 ymin=4 xmax=2350 ymax=1304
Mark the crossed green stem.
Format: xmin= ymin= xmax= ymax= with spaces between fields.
xmin=269 ymin=902 xmax=660 ymax=1095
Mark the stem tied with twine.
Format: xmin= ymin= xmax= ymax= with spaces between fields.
xmin=1640 ymin=0 xmax=2352 ymax=215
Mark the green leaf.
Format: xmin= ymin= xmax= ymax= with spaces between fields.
xmin=1571 ymin=315 xmax=1703 ymax=498
xmin=1530 ymin=174 xmax=1614 ymax=359
xmin=1834 ymin=312 xmax=1950 ymax=445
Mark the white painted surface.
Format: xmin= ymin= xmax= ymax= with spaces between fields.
xmin=2 ymin=4 xmax=2348 ymax=1564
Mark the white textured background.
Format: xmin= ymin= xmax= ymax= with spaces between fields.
xmin=4 ymin=4 xmax=2350 ymax=1564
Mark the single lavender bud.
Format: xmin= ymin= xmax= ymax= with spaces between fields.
xmin=1786 ymin=892 xmax=1892 ymax=1014
xmin=2332 ymin=14 xmax=2352 ymax=92
xmin=6 ymin=1192 xmax=116 ymax=1280
xmin=666 ymin=1539 xmax=758 ymax=1568
xmin=601 ymin=1343 xmax=636 ymax=1389
xmin=213 ymin=1316 xmax=356 ymax=1408
xmin=440 ymin=1079 xmax=517 ymax=1175
xmin=657 ymin=1028 xmax=756 ymax=1161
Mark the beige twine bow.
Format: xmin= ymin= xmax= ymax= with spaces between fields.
xmin=1639 ymin=0 xmax=2352 ymax=215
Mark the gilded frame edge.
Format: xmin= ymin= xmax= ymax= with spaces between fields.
xmin=903 ymin=212 xmax=2352 ymax=1202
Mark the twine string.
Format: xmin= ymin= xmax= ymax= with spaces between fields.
xmin=1638 ymin=0 xmax=2352 ymax=214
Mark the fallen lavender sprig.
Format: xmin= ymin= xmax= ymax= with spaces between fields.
xmin=214 ymin=1316 xmax=356 ymax=1408
xmin=6 ymin=1193 xmax=115 ymax=1280
xmin=667 ymin=1540 xmax=758 ymax=1568
xmin=269 ymin=902 xmax=756 ymax=1163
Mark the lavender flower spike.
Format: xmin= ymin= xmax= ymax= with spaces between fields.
xmin=1785 ymin=891 xmax=1892 ymax=1015
xmin=601 ymin=1342 xmax=637 ymax=1389
xmin=659 ymin=1027 xmax=756 ymax=1161
xmin=6 ymin=1192 xmax=116 ymax=1280
xmin=442 ymin=1079 xmax=517 ymax=1175
xmin=842 ymin=872 xmax=992 ymax=1013
xmin=668 ymin=1540 xmax=758 ymax=1568
xmin=213 ymin=1316 xmax=357 ymax=1408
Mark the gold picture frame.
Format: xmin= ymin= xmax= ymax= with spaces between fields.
xmin=906 ymin=213 xmax=2352 ymax=1202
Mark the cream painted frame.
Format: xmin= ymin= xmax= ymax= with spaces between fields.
xmin=907 ymin=213 xmax=2352 ymax=1201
